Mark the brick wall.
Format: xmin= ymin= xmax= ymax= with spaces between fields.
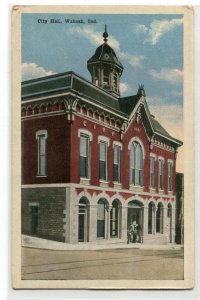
xmin=22 ymin=114 xmax=70 ymax=184
xmin=21 ymin=187 xmax=66 ymax=242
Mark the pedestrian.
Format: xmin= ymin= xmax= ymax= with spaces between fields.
xmin=127 ymin=224 xmax=132 ymax=244
xmin=131 ymin=221 xmax=138 ymax=243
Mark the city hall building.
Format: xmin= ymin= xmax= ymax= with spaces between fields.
xmin=21 ymin=28 xmax=182 ymax=245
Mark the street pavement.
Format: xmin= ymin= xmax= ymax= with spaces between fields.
xmin=21 ymin=247 xmax=184 ymax=280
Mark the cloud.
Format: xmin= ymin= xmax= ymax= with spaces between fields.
xmin=149 ymin=68 xmax=183 ymax=84
xmin=21 ymin=62 xmax=55 ymax=81
xmin=68 ymin=27 xmax=144 ymax=69
xmin=120 ymin=51 xmax=144 ymax=69
xmin=135 ymin=24 xmax=148 ymax=33
xmin=135 ymin=18 xmax=183 ymax=45
xmin=68 ymin=27 xmax=120 ymax=52
xmin=120 ymin=82 xmax=129 ymax=93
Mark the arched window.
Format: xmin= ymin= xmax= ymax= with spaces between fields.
xmin=130 ymin=142 xmax=143 ymax=186
xmin=148 ymin=202 xmax=155 ymax=234
xmin=156 ymin=203 xmax=164 ymax=233
xmin=97 ymin=199 xmax=106 ymax=239
xmin=110 ymin=200 xmax=120 ymax=238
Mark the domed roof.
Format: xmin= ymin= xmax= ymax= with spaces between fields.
xmin=87 ymin=25 xmax=123 ymax=70
xmin=87 ymin=42 xmax=123 ymax=69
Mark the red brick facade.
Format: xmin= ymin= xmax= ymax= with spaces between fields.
xmin=22 ymin=105 xmax=176 ymax=196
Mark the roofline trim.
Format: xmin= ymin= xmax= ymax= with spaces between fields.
xmin=22 ymin=90 xmax=128 ymax=120
xmin=73 ymin=92 xmax=128 ymax=120
xmin=154 ymin=131 xmax=183 ymax=146
xmin=124 ymin=97 xmax=154 ymax=133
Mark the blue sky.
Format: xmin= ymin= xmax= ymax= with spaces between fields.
xmin=22 ymin=13 xmax=184 ymax=171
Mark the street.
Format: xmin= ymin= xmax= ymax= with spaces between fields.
xmin=22 ymin=247 xmax=184 ymax=280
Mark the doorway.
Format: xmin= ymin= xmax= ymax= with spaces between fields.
xmin=127 ymin=200 xmax=143 ymax=242
xmin=30 ymin=205 xmax=39 ymax=235
xmin=78 ymin=197 xmax=89 ymax=242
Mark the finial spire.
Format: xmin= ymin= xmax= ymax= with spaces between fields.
xmin=103 ymin=24 xmax=108 ymax=43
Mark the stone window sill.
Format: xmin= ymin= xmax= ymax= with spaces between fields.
xmin=129 ymin=185 xmax=144 ymax=192
xmin=80 ymin=178 xmax=91 ymax=185
xmin=113 ymin=182 xmax=122 ymax=189
xmin=99 ymin=180 xmax=109 ymax=188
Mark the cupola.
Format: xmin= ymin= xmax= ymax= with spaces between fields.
xmin=87 ymin=25 xmax=123 ymax=97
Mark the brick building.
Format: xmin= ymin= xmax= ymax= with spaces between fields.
xmin=175 ymin=173 xmax=184 ymax=244
xmin=21 ymin=28 xmax=182 ymax=245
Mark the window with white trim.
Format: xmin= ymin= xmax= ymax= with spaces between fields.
xmin=36 ymin=130 xmax=47 ymax=176
xmin=99 ymin=142 xmax=107 ymax=180
xmin=130 ymin=142 xmax=143 ymax=186
xmin=168 ymin=162 xmax=173 ymax=191
xmin=113 ymin=145 xmax=120 ymax=182
xmin=158 ymin=159 xmax=164 ymax=190
xmin=150 ymin=156 xmax=155 ymax=188
xmin=80 ymin=135 xmax=89 ymax=178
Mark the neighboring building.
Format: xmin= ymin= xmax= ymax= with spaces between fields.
xmin=21 ymin=28 xmax=182 ymax=245
xmin=175 ymin=173 xmax=184 ymax=244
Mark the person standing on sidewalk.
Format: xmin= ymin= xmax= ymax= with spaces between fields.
xmin=131 ymin=221 xmax=138 ymax=243
xmin=127 ymin=221 xmax=138 ymax=243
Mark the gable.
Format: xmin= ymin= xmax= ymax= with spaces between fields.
xmin=122 ymin=97 xmax=182 ymax=147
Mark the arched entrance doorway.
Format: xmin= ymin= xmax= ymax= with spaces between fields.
xmin=110 ymin=199 xmax=121 ymax=238
xmin=127 ymin=200 xmax=143 ymax=242
xmin=78 ymin=197 xmax=89 ymax=242
xmin=97 ymin=198 xmax=107 ymax=239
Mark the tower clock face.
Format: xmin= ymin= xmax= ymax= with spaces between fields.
xmin=104 ymin=54 xmax=109 ymax=60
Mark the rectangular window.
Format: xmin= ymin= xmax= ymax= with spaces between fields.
xmin=38 ymin=134 xmax=46 ymax=176
xmin=99 ymin=142 xmax=107 ymax=180
xmin=80 ymin=135 xmax=89 ymax=178
xmin=113 ymin=145 xmax=120 ymax=182
xmin=150 ymin=157 xmax=155 ymax=188
xmin=168 ymin=162 xmax=173 ymax=191
xmin=159 ymin=159 xmax=164 ymax=190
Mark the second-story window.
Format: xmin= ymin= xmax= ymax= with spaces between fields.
xmin=158 ymin=159 xmax=164 ymax=190
xmin=113 ymin=145 xmax=120 ymax=182
xmin=38 ymin=134 xmax=46 ymax=176
xmin=130 ymin=142 xmax=143 ymax=186
xmin=80 ymin=135 xmax=89 ymax=178
xmin=36 ymin=130 xmax=48 ymax=177
xmin=150 ymin=156 xmax=155 ymax=188
xmin=168 ymin=162 xmax=173 ymax=191
xmin=99 ymin=142 xmax=107 ymax=181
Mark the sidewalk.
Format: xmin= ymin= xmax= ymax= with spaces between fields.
xmin=22 ymin=235 xmax=183 ymax=251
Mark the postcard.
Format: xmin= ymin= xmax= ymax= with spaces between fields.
xmin=12 ymin=5 xmax=194 ymax=289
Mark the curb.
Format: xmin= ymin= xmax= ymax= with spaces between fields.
xmin=22 ymin=235 xmax=184 ymax=251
